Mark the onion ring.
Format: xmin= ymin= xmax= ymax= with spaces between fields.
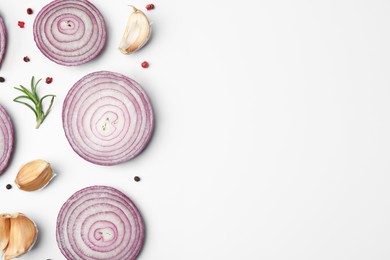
xmin=0 ymin=16 xmax=6 ymax=66
xmin=56 ymin=186 xmax=145 ymax=260
xmin=0 ymin=105 xmax=14 ymax=175
xmin=62 ymin=71 xmax=154 ymax=165
xmin=33 ymin=0 xmax=107 ymax=66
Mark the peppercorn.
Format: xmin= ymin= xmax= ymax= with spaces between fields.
xmin=18 ymin=21 xmax=25 ymax=28
xmin=6 ymin=184 xmax=12 ymax=190
xmin=146 ymin=4 xmax=155 ymax=10
xmin=141 ymin=61 xmax=149 ymax=68
xmin=0 ymin=77 xmax=5 ymax=83
xmin=23 ymin=56 xmax=30 ymax=62
xmin=27 ymin=8 xmax=33 ymax=15
xmin=46 ymin=77 xmax=53 ymax=84
xmin=134 ymin=176 xmax=141 ymax=182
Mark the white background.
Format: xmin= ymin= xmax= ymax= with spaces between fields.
xmin=0 ymin=0 xmax=390 ymax=259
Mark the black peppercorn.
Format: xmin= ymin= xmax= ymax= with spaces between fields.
xmin=134 ymin=176 xmax=141 ymax=182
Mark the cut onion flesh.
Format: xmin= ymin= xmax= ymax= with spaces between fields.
xmin=56 ymin=186 xmax=145 ymax=260
xmin=62 ymin=71 xmax=154 ymax=165
xmin=33 ymin=0 xmax=107 ymax=66
xmin=0 ymin=105 xmax=14 ymax=175
xmin=0 ymin=16 xmax=6 ymax=66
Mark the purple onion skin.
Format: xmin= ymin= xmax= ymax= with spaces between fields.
xmin=0 ymin=105 xmax=14 ymax=175
xmin=56 ymin=186 xmax=145 ymax=260
xmin=0 ymin=16 xmax=6 ymax=66
xmin=33 ymin=0 xmax=107 ymax=66
xmin=62 ymin=71 xmax=154 ymax=166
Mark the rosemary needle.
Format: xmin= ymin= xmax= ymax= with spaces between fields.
xmin=13 ymin=76 xmax=56 ymax=129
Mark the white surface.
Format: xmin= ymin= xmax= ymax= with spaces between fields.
xmin=0 ymin=0 xmax=390 ymax=259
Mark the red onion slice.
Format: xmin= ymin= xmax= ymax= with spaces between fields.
xmin=33 ymin=0 xmax=107 ymax=66
xmin=56 ymin=186 xmax=145 ymax=260
xmin=62 ymin=71 xmax=154 ymax=165
xmin=0 ymin=16 xmax=6 ymax=66
xmin=0 ymin=105 xmax=14 ymax=175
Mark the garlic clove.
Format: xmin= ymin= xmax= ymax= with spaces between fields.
xmin=118 ymin=6 xmax=151 ymax=54
xmin=15 ymin=159 xmax=55 ymax=192
xmin=0 ymin=217 xmax=10 ymax=252
xmin=1 ymin=213 xmax=37 ymax=260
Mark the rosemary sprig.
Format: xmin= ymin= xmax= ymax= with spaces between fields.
xmin=13 ymin=76 xmax=56 ymax=129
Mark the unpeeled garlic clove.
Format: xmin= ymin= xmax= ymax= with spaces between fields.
xmin=0 ymin=213 xmax=38 ymax=260
xmin=118 ymin=5 xmax=151 ymax=54
xmin=15 ymin=159 xmax=55 ymax=192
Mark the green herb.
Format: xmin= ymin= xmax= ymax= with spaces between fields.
xmin=14 ymin=76 xmax=56 ymax=129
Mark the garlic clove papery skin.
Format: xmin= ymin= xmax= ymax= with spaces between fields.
xmin=118 ymin=6 xmax=151 ymax=54
xmin=15 ymin=159 xmax=55 ymax=192
xmin=0 ymin=213 xmax=38 ymax=260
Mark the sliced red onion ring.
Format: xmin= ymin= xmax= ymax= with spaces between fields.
xmin=0 ymin=105 xmax=14 ymax=175
xmin=62 ymin=71 xmax=154 ymax=165
xmin=56 ymin=186 xmax=145 ymax=260
xmin=0 ymin=16 xmax=6 ymax=65
xmin=33 ymin=0 xmax=107 ymax=66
